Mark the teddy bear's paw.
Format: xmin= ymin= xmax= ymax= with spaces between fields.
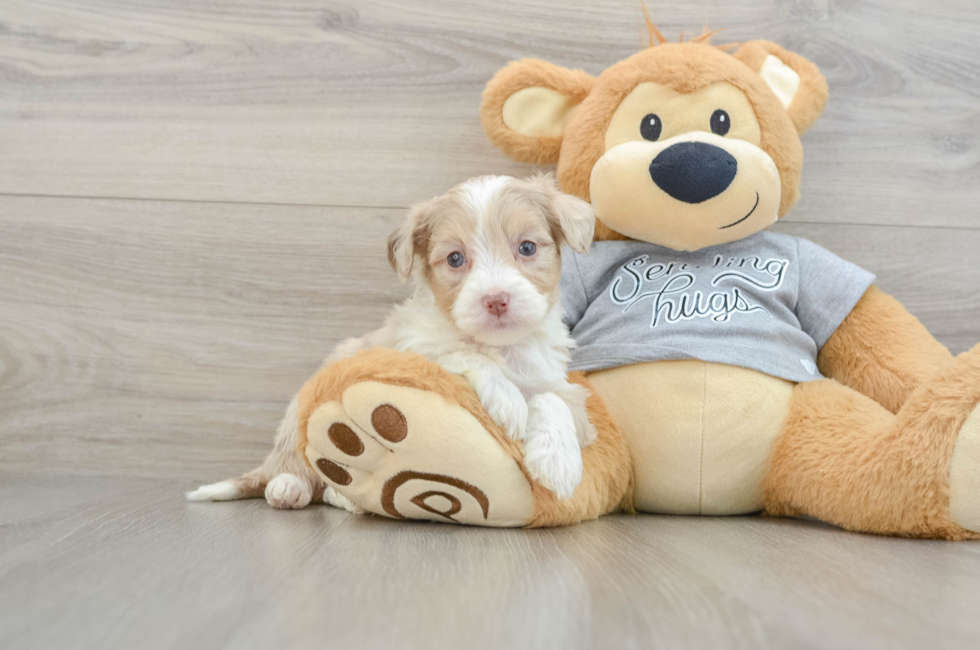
xmin=304 ymin=381 xmax=536 ymax=527
xmin=264 ymin=473 xmax=313 ymax=510
xmin=949 ymin=402 xmax=980 ymax=533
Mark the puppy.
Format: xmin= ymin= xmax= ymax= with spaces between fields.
xmin=188 ymin=173 xmax=596 ymax=509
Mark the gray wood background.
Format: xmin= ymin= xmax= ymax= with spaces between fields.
xmin=1 ymin=1 xmax=979 ymax=648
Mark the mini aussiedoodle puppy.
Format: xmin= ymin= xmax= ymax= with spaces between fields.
xmin=189 ymin=173 xmax=597 ymax=509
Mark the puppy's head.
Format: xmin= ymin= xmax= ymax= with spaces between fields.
xmin=388 ymin=173 xmax=594 ymax=346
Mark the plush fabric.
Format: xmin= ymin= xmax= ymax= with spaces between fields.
xmin=298 ymin=349 xmax=633 ymax=528
xmin=554 ymin=43 xmax=805 ymax=222
xmin=818 ymin=285 xmax=955 ymax=413
xmin=589 ymin=360 xmax=793 ymax=515
xmin=528 ymin=371 xmax=635 ymax=527
xmin=294 ymin=24 xmax=980 ymax=540
xmin=304 ymin=379 xmax=537 ymax=526
xmin=481 ymin=59 xmax=594 ymax=165
xmin=732 ymin=40 xmax=829 ymax=134
xmin=949 ymin=405 xmax=980 ymax=531
xmin=766 ymin=345 xmax=980 ymax=540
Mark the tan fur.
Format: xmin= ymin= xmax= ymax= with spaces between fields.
xmin=818 ymin=286 xmax=955 ymax=413
xmin=481 ymin=37 xmax=829 ymax=242
xmin=556 ymin=43 xmax=805 ymax=225
xmin=386 ymin=175 xmax=591 ymax=326
xmin=223 ymin=474 xmax=268 ymax=499
xmin=298 ymin=349 xmax=525 ymax=463
xmin=297 ymin=350 xmax=634 ymax=527
xmin=266 ymin=28 xmax=980 ymax=538
xmin=732 ymin=40 xmax=829 ymax=134
xmin=481 ymin=59 xmax=595 ymax=165
xmin=603 ymin=81 xmax=763 ymax=150
xmin=529 ymin=371 xmax=635 ymax=527
xmin=420 ymin=203 xmax=477 ymax=317
xmin=766 ymin=344 xmax=980 ymax=540
xmin=516 ymin=173 xmax=595 ymax=255
xmin=387 ymin=198 xmax=437 ymax=282
xmin=476 ymin=26 xmax=980 ymax=538
xmin=410 ymin=177 xmax=569 ymax=319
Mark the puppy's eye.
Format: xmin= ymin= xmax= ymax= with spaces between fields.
xmin=710 ymin=109 xmax=731 ymax=136
xmin=518 ymin=241 xmax=537 ymax=257
xmin=447 ymin=252 xmax=466 ymax=268
xmin=640 ymin=113 xmax=662 ymax=141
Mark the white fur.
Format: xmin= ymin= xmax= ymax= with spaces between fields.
xmin=524 ymin=393 xmax=584 ymax=499
xmin=323 ymin=488 xmax=365 ymax=514
xmin=189 ymin=175 xmax=594 ymax=508
xmin=358 ymin=274 xmax=592 ymax=466
xmin=450 ymin=240 xmax=549 ymax=347
xmin=349 ymin=176 xmax=592 ymax=498
xmin=265 ymin=473 xmax=312 ymax=510
xmin=459 ymin=175 xmax=513 ymax=225
xmin=186 ymin=481 xmax=241 ymax=502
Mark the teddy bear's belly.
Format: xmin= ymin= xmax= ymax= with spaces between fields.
xmin=588 ymin=360 xmax=795 ymax=515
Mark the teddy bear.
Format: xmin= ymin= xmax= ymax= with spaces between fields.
xmin=296 ymin=28 xmax=980 ymax=539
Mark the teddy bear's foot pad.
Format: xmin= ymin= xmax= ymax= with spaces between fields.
xmin=305 ymin=381 xmax=536 ymax=527
xmin=949 ymin=402 xmax=980 ymax=533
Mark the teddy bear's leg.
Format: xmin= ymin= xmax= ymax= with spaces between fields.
xmin=818 ymin=286 xmax=955 ymax=413
xmin=296 ymin=349 xmax=632 ymax=527
xmin=765 ymin=344 xmax=980 ymax=539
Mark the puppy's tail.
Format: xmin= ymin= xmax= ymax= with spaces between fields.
xmin=186 ymin=395 xmax=316 ymax=504
xmin=186 ymin=467 xmax=269 ymax=502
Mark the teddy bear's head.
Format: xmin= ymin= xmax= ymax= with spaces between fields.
xmin=481 ymin=32 xmax=828 ymax=251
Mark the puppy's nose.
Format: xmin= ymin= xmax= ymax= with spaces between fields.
xmin=649 ymin=142 xmax=737 ymax=204
xmin=483 ymin=293 xmax=510 ymax=317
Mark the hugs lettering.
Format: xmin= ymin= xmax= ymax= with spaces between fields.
xmin=609 ymin=254 xmax=789 ymax=327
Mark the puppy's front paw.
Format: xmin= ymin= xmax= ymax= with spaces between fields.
xmin=476 ymin=375 xmax=528 ymax=441
xmin=523 ymin=428 xmax=583 ymax=501
xmin=524 ymin=393 xmax=583 ymax=500
xmin=265 ymin=473 xmax=312 ymax=510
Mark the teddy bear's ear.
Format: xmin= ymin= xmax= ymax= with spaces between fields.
xmin=733 ymin=40 xmax=829 ymax=134
xmin=481 ymin=59 xmax=595 ymax=165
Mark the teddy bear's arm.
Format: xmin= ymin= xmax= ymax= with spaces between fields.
xmin=817 ymin=285 xmax=953 ymax=413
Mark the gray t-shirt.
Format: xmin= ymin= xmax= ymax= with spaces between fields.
xmin=561 ymin=232 xmax=875 ymax=382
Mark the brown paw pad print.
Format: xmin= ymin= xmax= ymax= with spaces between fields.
xmin=305 ymin=382 xmax=536 ymax=526
xmin=316 ymin=458 xmax=352 ymax=486
xmin=381 ymin=471 xmax=489 ymax=522
xmin=371 ymin=404 xmax=407 ymax=442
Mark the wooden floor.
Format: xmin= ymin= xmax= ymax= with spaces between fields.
xmin=4 ymin=475 xmax=980 ymax=650
xmin=2 ymin=1 xmax=979 ymax=648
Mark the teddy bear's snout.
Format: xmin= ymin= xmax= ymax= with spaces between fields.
xmin=649 ymin=141 xmax=738 ymax=204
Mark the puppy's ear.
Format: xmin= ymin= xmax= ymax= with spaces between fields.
xmin=526 ymin=172 xmax=595 ymax=255
xmin=387 ymin=201 xmax=432 ymax=283
xmin=481 ymin=59 xmax=595 ymax=165
xmin=732 ymin=40 xmax=828 ymax=134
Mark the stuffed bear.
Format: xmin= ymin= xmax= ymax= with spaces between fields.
xmin=297 ymin=29 xmax=980 ymax=539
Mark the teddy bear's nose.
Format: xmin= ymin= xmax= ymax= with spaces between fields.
xmin=649 ymin=141 xmax=738 ymax=204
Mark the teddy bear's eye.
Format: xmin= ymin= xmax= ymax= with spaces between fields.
xmin=710 ymin=109 xmax=731 ymax=136
xmin=640 ymin=113 xmax=662 ymax=141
